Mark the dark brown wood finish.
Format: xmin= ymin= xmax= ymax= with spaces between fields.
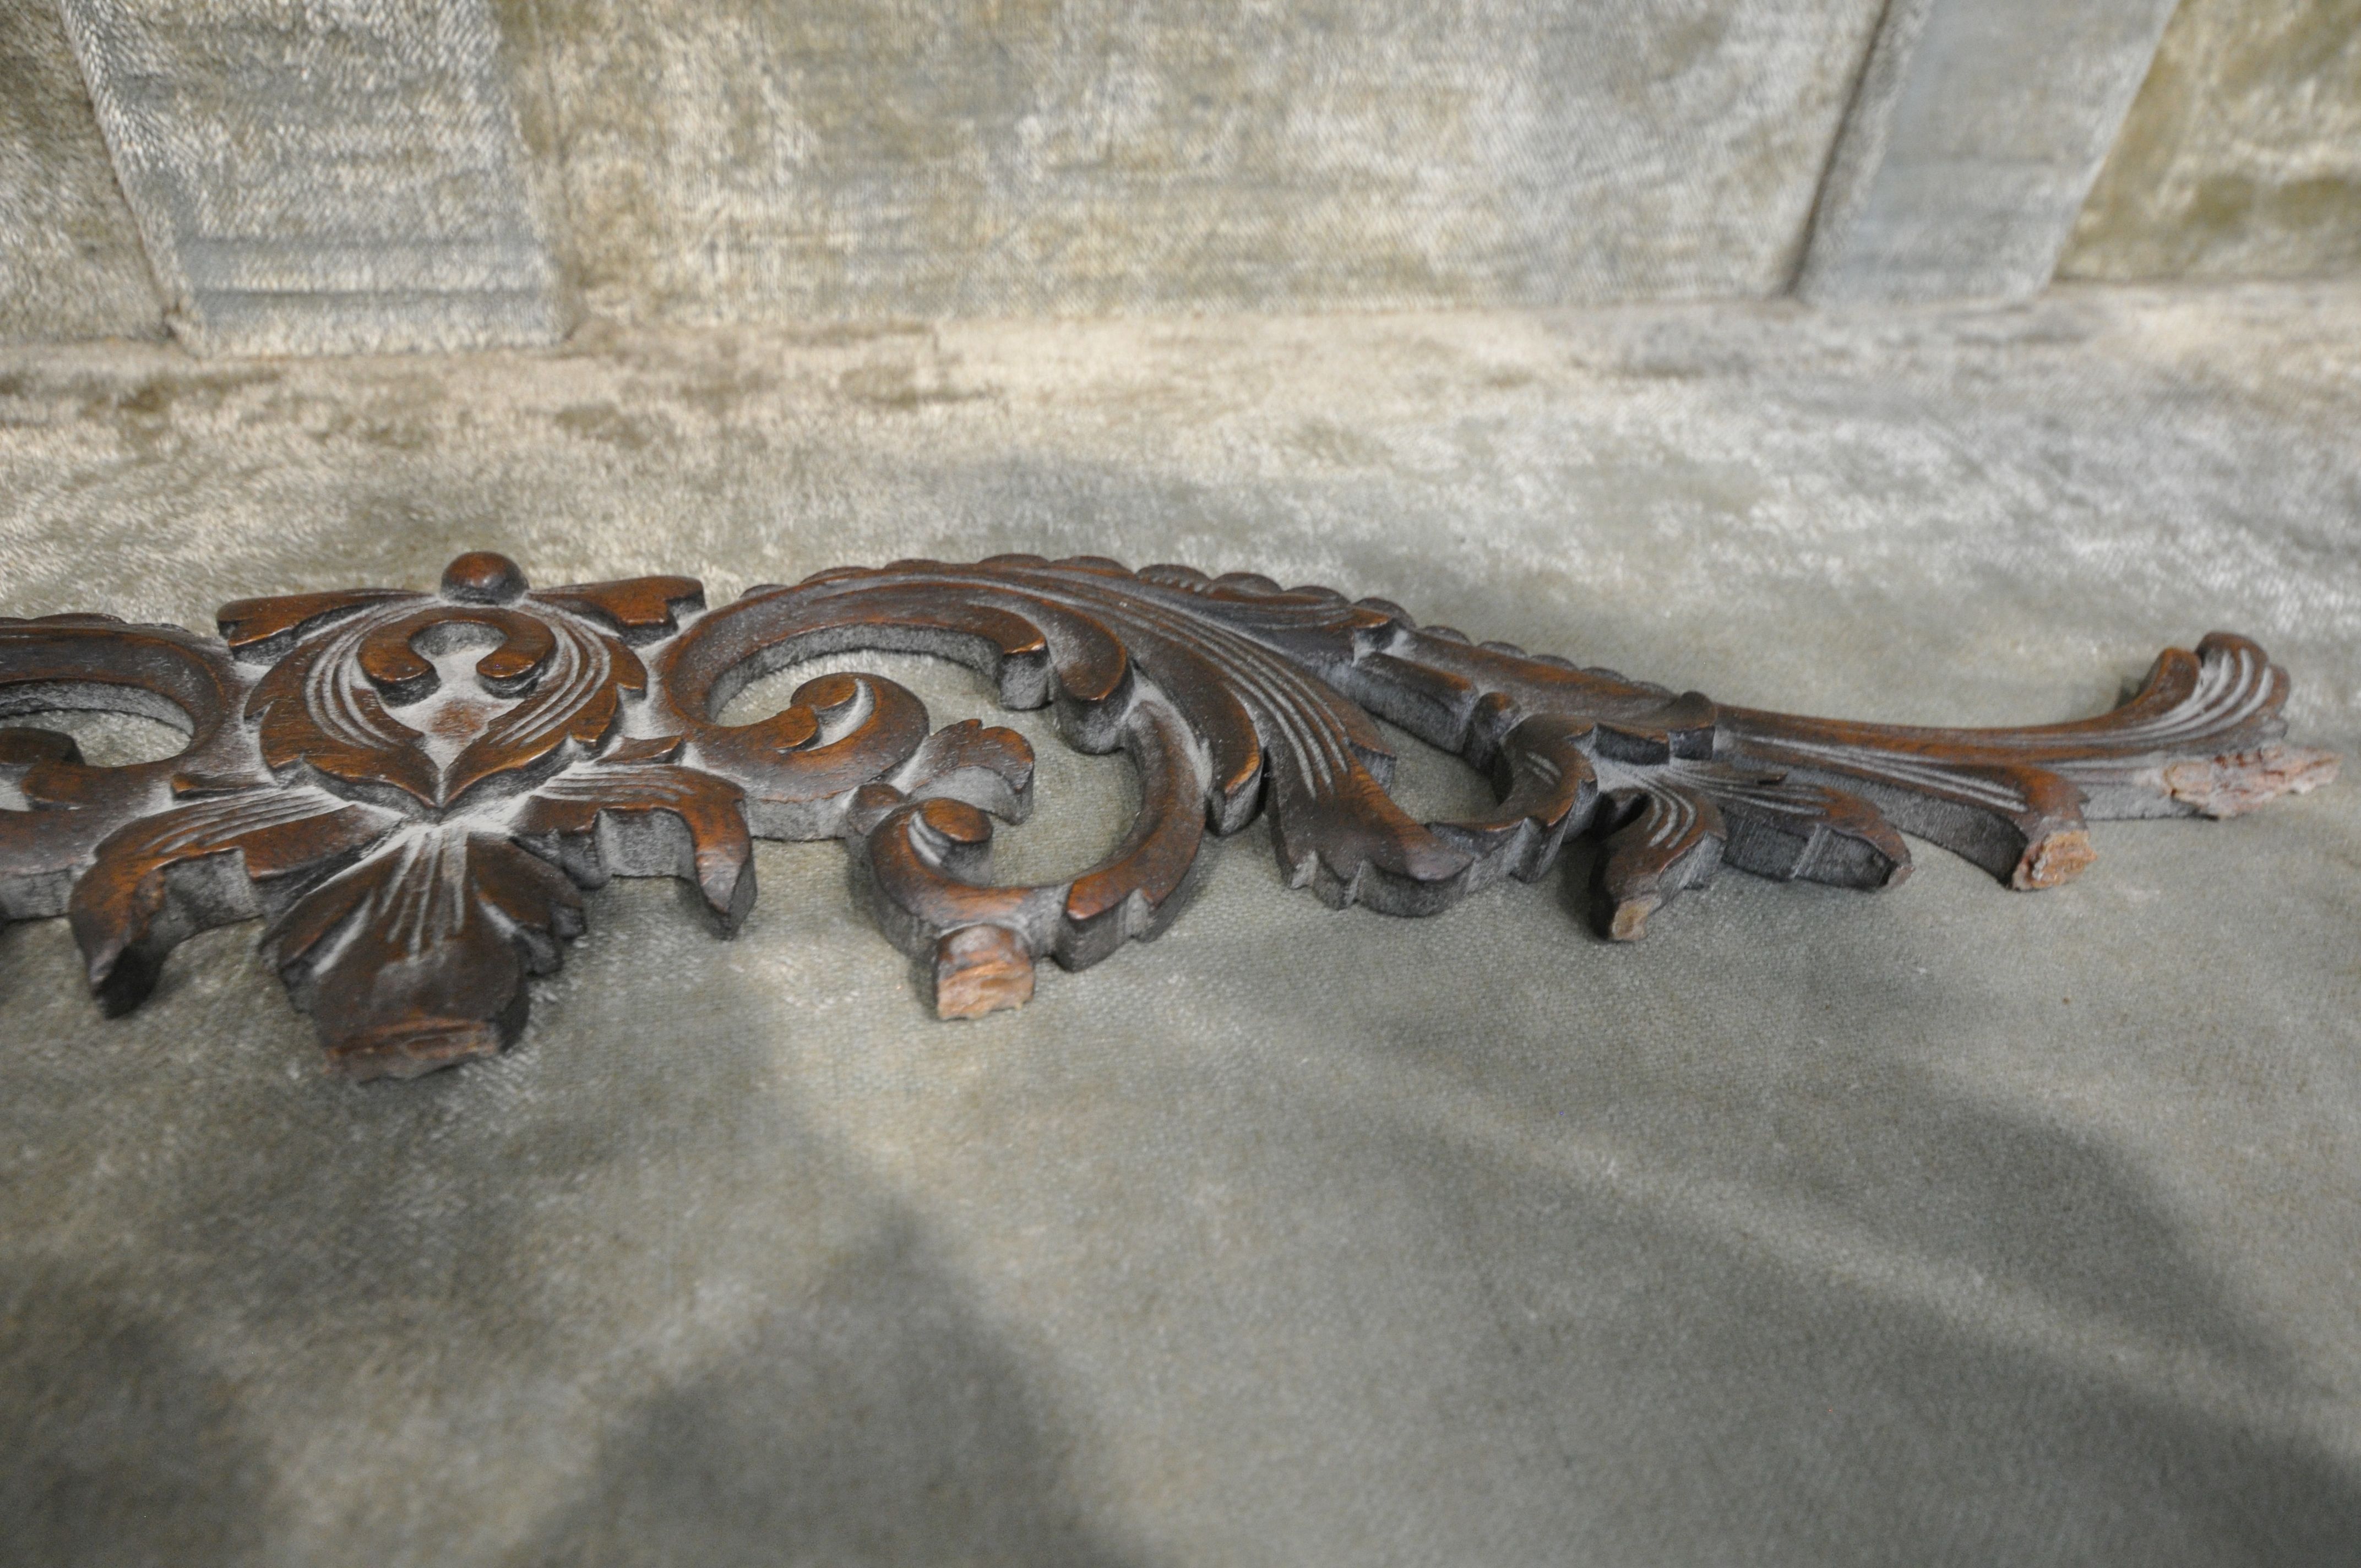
xmin=0 ymin=553 xmax=2337 ymax=1077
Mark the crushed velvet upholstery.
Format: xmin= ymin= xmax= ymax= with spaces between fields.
xmin=2 ymin=287 xmax=2358 ymax=1563
xmin=5 ymin=0 xmax=2361 ymax=1559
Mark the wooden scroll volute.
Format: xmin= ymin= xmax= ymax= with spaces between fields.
xmin=0 ymin=553 xmax=2336 ymax=1077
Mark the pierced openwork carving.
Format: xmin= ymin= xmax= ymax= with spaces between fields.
xmin=1 ymin=553 xmax=2337 ymax=1078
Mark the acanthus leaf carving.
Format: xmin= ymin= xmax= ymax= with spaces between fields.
xmin=263 ymin=824 xmax=585 ymax=1079
xmin=510 ymin=757 xmax=756 ymax=931
xmin=69 ymin=786 xmax=400 ymax=1015
xmin=0 ymin=552 xmax=2338 ymax=1079
xmin=243 ymin=564 xmax=649 ymax=812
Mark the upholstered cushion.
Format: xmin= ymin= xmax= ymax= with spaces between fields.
xmin=2 ymin=286 xmax=2356 ymax=1563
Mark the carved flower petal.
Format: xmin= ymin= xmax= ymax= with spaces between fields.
xmin=531 ymin=576 xmax=706 ymax=645
xmin=264 ymin=826 xmax=585 ymax=1079
xmin=216 ymin=587 xmax=421 ymax=662
xmin=68 ymin=787 xmax=401 ymax=1013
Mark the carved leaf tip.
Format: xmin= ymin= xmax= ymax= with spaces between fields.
xmin=1607 ymin=895 xmax=1660 ymax=943
xmin=512 ymin=762 xmax=756 ymax=932
xmin=67 ymin=789 xmax=398 ymax=1015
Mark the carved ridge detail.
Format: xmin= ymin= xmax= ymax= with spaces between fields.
xmin=0 ymin=553 xmax=2337 ymax=1078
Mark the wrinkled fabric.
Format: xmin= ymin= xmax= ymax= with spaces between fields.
xmin=1 ymin=286 xmax=2358 ymax=1564
xmin=0 ymin=0 xmax=161 ymax=345
xmin=2064 ymin=0 xmax=2361 ymax=284
xmin=55 ymin=0 xmax=563 ymax=356
xmin=1795 ymin=0 xmax=2180 ymax=303
xmin=507 ymin=0 xmax=1887 ymax=324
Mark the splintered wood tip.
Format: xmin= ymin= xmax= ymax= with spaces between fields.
xmin=2014 ymin=830 xmax=2097 ymax=890
xmin=1608 ymin=896 xmax=1658 ymax=943
xmin=934 ymin=925 xmax=1035 ymax=1019
xmin=2160 ymin=744 xmax=2341 ymax=818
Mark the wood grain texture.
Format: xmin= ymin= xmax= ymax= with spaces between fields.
xmin=0 ymin=553 xmax=2338 ymax=1076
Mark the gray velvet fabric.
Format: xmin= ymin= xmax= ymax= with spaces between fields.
xmin=1794 ymin=0 xmax=2180 ymax=304
xmin=501 ymin=0 xmax=1888 ymax=323
xmin=14 ymin=1 xmax=2361 ymax=346
xmin=54 ymin=0 xmax=564 ymax=356
xmin=2063 ymin=0 xmax=2361 ymax=283
xmin=2 ymin=284 xmax=2358 ymax=1564
xmin=0 ymin=0 xmax=161 ymax=344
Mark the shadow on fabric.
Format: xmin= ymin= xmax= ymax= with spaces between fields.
xmin=1221 ymin=854 xmax=2361 ymax=1565
xmin=0 ymin=1262 xmax=272 ymax=1567
xmin=508 ymin=1208 xmax=1136 ymax=1568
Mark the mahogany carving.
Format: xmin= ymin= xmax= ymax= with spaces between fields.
xmin=1 ymin=553 xmax=2337 ymax=1078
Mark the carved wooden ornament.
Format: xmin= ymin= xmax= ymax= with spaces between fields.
xmin=0 ymin=553 xmax=2337 ymax=1078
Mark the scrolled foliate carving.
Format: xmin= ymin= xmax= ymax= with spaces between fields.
xmin=0 ymin=552 xmax=2337 ymax=1078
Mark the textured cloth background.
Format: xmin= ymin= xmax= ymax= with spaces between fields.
xmin=4 ymin=4 xmax=2359 ymax=1561
xmin=53 ymin=0 xmax=564 ymax=356
xmin=0 ymin=0 xmax=160 ymax=344
xmin=499 ymin=0 xmax=1886 ymax=323
xmin=10 ymin=0 xmax=2361 ymax=349
xmin=2063 ymin=0 xmax=2361 ymax=282
xmin=1793 ymin=0 xmax=2181 ymax=303
xmin=1 ymin=285 xmax=2358 ymax=1564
